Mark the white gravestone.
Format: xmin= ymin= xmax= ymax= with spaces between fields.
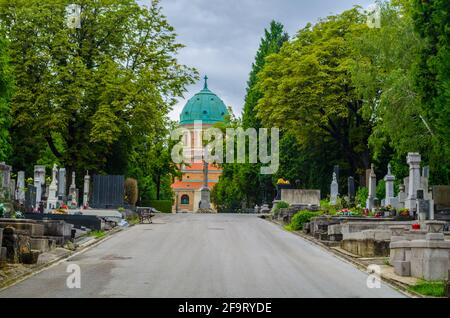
xmin=366 ymin=164 xmax=377 ymax=211
xmin=384 ymin=164 xmax=398 ymax=207
xmin=83 ymin=171 xmax=90 ymax=208
xmin=405 ymin=153 xmax=421 ymax=215
xmin=46 ymin=164 xmax=59 ymax=210
xmin=17 ymin=171 xmax=25 ymax=204
xmin=330 ymin=172 xmax=338 ymax=205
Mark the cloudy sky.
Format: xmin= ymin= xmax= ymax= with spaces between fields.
xmin=143 ymin=0 xmax=375 ymax=121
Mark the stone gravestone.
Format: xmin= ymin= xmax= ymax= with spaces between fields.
xmin=433 ymin=186 xmax=450 ymax=211
xmin=68 ymin=171 xmax=78 ymax=208
xmin=17 ymin=171 xmax=26 ymax=204
xmin=25 ymin=186 xmax=37 ymax=212
xmin=83 ymin=171 xmax=90 ymax=208
xmin=10 ymin=179 xmax=16 ymax=201
xmin=384 ymin=164 xmax=398 ymax=207
xmin=34 ymin=165 xmax=46 ymax=206
xmin=348 ymin=177 xmax=355 ymax=205
xmin=330 ymin=172 xmax=338 ymax=205
xmin=0 ymin=162 xmax=12 ymax=200
xmin=333 ymin=165 xmax=340 ymax=195
xmin=398 ymin=184 xmax=406 ymax=209
xmin=417 ymin=189 xmax=429 ymax=220
xmin=58 ymin=167 xmax=66 ymax=202
xmin=405 ymin=153 xmax=421 ymax=215
xmin=366 ymin=164 xmax=376 ymax=211
xmin=46 ymin=164 xmax=58 ymax=210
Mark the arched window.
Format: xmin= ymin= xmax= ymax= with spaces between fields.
xmin=181 ymin=195 xmax=190 ymax=205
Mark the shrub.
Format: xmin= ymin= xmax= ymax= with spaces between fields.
xmin=286 ymin=210 xmax=322 ymax=231
xmin=355 ymin=187 xmax=368 ymax=207
xmin=125 ymin=178 xmax=139 ymax=206
xmin=272 ymin=201 xmax=289 ymax=216
xmin=148 ymin=200 xmax=173 ymax=213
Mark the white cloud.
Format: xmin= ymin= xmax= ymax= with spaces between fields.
xmin=143 ymin=0 xmax=375 ymax=121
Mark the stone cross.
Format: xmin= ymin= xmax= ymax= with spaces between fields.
xmin=405 ymin=153 xmax=421 ymax=215
xmin=366 ymin=164 xmax=376 ymax=211
xmin=330 ymin=172 xmax=338 ymax=205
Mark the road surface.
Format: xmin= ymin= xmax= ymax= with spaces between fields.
xmin=0 ymin=214 xmax=404 ymax=298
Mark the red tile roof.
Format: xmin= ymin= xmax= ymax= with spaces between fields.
xmin=171 ymin=181 xmax=218 ymax=190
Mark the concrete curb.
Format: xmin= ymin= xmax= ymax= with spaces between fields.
xmin=0 ymin=226 xmax=125 ymax=292
xmin=267 ymin=218 xmax=422 ymax=298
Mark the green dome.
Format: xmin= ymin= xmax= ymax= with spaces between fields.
xmin=180 ymin=76 xmax=228 ymax=125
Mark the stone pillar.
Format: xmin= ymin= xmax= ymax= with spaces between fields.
xmin=366 ymin=164 xmax=376 ymax=211
xmin=330 ymin=172 xmax=338 ymax=205
xmin=199 ymin=160 xmax=211 ymax=211
xmin=69 ymin=171 xmax=78 ymax=208
xmin=406 ymin=153 xmax=421 ymax=215
xmin=58 ymin=168 xmax=66 ymax=202
xmin=83 ymin=171 xmax=90 ymax=208
xmin=384 ymin=164 xmax=397 ymax=207
xmin=46 ymin=164 xmax=58 ymax=210
xmin=17 ymin=171 xmax=26 ymax=204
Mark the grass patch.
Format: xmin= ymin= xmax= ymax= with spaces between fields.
xmin=408 ymin=280 xmax=446 ymax=297
xmin=89 ymin=230 xmax=106 ymax=239
xmin=126 ymin=215 xmax=140 ymax=225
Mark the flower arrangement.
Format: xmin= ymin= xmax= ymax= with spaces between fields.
xmin=399 ymin=208 xmax=410 ymax=217
xmin=337 ymin=208 xmax=354 ymax=216
xmin=277 ymin=179 xmax=290 ymax=185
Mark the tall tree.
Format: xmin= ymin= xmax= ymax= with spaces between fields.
xmin=212 ymin=21 xmax=288 ymax=210
xmin=0 ymin=36 xmax=12 ymax=162
xmin=411 ymin=0 xmax=450 ymax=183
xmin=256 ymin=9 xmax=372 ymax=185
xmin=0 ymin=0 xmax=197 ymax=183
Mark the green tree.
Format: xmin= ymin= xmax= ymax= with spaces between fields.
xmin=0 ymin=0 xmax=197 ymax=184
xmin=0 ymin=36 xmax=12 ymax=162
xmin=212 ymin=21 xmax=288 ymax=210
xmin=256 ymin=9 xmax=372 ymax=184
xmin=411 ymin=0 xmax=450 ymax=183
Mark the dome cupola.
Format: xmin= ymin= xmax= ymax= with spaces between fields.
xmin=180 ymin=76 xmax=228 ymax=125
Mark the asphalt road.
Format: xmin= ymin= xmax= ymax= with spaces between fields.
xmin=0 ymin=214 xmax=404 ymax=298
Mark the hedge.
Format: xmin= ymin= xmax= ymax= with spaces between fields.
xmin=145 ymin=200 xmax=173 ymax=213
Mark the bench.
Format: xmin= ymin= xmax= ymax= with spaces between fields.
xmin=136 ymin=207 xmax=155 ymax=224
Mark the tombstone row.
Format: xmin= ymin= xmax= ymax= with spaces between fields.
xmin=0 ymin=162 xmax=91 ymax=213
xmin=329 ymin=152 xmax=436 ymax=220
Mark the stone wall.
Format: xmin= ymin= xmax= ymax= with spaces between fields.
xmin=281 ymin=189 xmax=321 ymax=206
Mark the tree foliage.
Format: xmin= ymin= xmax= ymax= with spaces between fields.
xmin=0 ymin=0 xmax=197 ymax=197
xmin=0 ymin=36 xmax=12 ymax=162
xmin=212 ymin=21 xmax=288 ymax=210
